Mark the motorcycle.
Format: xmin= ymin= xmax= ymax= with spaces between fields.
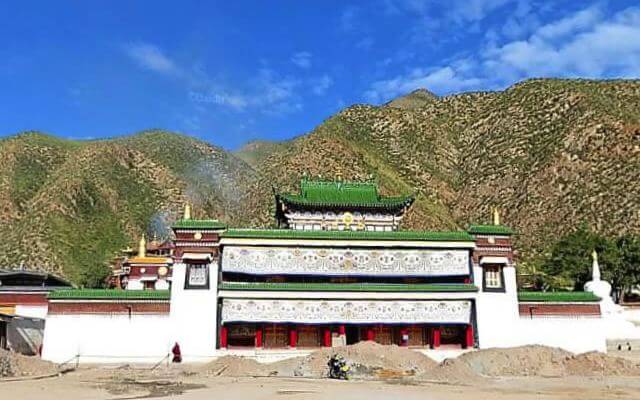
xmin=327 ymin=355 xmax=351 ymax=380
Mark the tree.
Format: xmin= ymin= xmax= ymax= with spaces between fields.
xmin=542 ymin=224 xmax=599 ymax=290
xmin=615 ymin=235 xmax=640 ymax=302
xmin=542 ymin=225 xmax=640 ymax=303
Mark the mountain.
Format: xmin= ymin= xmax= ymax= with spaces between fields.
xmin=385 ymin=88 xmax=438 ymax=109
xmin=234 ymin=140 xmax=286 ymax=169
xmin=1 ymin=78 xmax=640 ymax=284
xmin=0 ymin=131 xmax=271 ymax=285
xmin=249 ymin=79 xmax=640 ymax=259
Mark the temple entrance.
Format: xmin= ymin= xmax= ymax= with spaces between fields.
xmin=345 ymin=325 xmax=359 ymax=345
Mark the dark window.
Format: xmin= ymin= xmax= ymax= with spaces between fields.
xmin=185 ymin=263 xmax=209 ymax=289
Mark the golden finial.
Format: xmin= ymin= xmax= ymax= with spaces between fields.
xmin=138 ymin=234 xmax=146 ymax=258
xmin=592 ymin=249 xmax=598 ymax=263
xmin=183 ymin=202 xmax=191 ymax=220
xmin=492 ymin=207 xmax=500 ymax=225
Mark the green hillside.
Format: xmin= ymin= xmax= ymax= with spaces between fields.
xmin=0 ymin=131 xmax=271 ymax=286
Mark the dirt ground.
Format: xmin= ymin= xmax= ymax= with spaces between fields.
xmin=2 ymin=369 xmax=640 ymax=400
xmin=3 ymin=343 xmax=640 ymax=399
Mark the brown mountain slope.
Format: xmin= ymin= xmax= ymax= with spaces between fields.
xmin=254 ymin=79 xmax=640 ymax=257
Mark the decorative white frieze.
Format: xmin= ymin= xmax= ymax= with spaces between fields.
xmin=222 ymin=246 xmax=470 ymax=276
xmin=221 ymin=299 xmax=472 ymax=324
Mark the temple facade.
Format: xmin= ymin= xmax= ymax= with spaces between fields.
xmin=42 ymin=179 xmax=615 ymax=364
xmin=169 ymin=179 xmax=520 ymax=356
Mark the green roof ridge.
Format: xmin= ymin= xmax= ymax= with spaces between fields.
xmin=222 ymin=229 xmax=474 ymax=241
xmin=48 ymin=289 xmax=170 ymax=300
xmin=517 ymin=291 xmax=600 ymax=302
xmin=172 ymin=219 xmax=227 ymax=229
xmin=220 ymin=282 xmax=478 ymax=292
xmin=278 ymin=178 xmax=414 ymax=209
xmin=468 ymin=224 xmax=514 ymax=235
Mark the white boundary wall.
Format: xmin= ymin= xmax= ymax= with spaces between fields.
xmin=473 ymin=263 xmax=608 ymax=354
xmin=41 ymin=313 xmax=171 ymax=363
xmin=169 ymin=262 xmax=220 ymax=362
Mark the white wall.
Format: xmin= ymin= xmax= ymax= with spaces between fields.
xmin=15 ymin=304 xmax=48 ymax=319
xmin=474 ymin=263 xmax=608 ymax=354
xmin=169 ymin=262 xmax=219 ymax=362
xmin=474 ymin=265 xmax=521 ymax=349
xmin=511 ymin=317 xmax=607 ymax=353
xmin=41 ymin=313 xmax=171 ymax=363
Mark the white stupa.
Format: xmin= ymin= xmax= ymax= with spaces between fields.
xmin=584 ymin=250 xmax=640 ymax=343
xmin=583 ymin=250 xmax=614 ymax=308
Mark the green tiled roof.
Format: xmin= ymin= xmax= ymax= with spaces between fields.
xmin=468 ymin=224 xmax=514 ymax=235
xmin=220 ymin=282 xmax=478 ymax=292
xmin=518 ymin=291 xmax=600 ymax=302
xmin=222 ymin=229 xmax=475 ymax=242
xmin=278 ymin=179 xmax=414 ymax=209
xmin=48 ymin=289 xmax=170 ymax=300
xmin=172 ymin=219 xmax=227 ymax=229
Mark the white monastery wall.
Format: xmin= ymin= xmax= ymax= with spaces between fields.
xmin=41 ymin=313 xmax=171 ymax=363
xmin=512 ymin=317 xmax=607 ymax=353
xmin=169 ymin=262 xmax=220 ymax=362
xmin=474 ymin=265 xmax=520 ymax=348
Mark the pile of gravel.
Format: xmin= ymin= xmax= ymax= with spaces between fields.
xmin=0 ymin=349 xmax=58 ymax=378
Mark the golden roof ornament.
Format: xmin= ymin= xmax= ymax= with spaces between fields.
xmin=492 ymin=207 xmax=501 ymax=225
xmin=183 ymin=203 xmax=192 ymax=220
xmin=138 ymin=234 xmax=146 ymax=258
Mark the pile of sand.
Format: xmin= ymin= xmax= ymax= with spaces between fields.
xmin=199 ymin=355 xmax=300 ymax=377
xmin=0 ymin=349 xmax=58 ymax=378
xmin=292 ymin=341 xmax=439 ymax=379
xmin=201 ymin=342 xmax=440 ymax=380
xmin=199 ymin=343 xmax=640 ymax=381
xmin=446 ymin=346 xmax=640 ymax=378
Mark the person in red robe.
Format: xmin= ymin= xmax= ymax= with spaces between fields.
xmin=171 ymin=342 xmax=182 ymax=363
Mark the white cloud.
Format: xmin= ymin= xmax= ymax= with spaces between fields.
xmin=487 ymin=6 xmax=640 ymax=77
xmin=291 ymin=51 xmax=312 ymax=69
xmin=189 ymin=68 xmax=302 ymax=116
xmin=535 ymin=5 xmax=602 ymax=40
xmin=124 ymin=42 xmax=178 ymax=74
xmin=312 ymin=75 xmax=333 ymax=96
xmin=365 ymin=6 xmax=640 ymax=103
xmin=364 ymin=67 xmax=482 ymax=102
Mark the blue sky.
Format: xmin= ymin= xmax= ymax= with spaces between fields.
xmin=2 ymin=1 xmax=640 ymax=149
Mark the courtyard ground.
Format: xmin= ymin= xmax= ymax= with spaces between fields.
xmin=2 ymin=370 xmax=640 ymax=400
xmin=3 ymin=343 xmax=640 ymax=399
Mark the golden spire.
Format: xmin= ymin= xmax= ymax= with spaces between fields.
xmin=592 ymin=249 xmax=598 ymax=263
xmin=138 ymin=234 xmax=146 ymax=258
xmin=183 ymin=202 xmax=191 ymax=220
xmin=492 ymin=207 xmax=500 ymax=225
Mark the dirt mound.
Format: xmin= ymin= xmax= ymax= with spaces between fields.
xmin=292 ymin=341 xmax=438 ymax=379
xmin=0 ymin=349 xmax=59 ymax=378
xmin=199 ymin=344 xmax=640 ymax=381
xmin=565 ymin=351 xmax=640 ymax=376
xmin=200 ymin=355 xmax=268 ymax=377
xmin=200 ymin=342 xmax=440 ymax=380
xmin=199 ymin=355 xmax=301 ymax=377
xmin=449 ymin=346 xmax=640 ymax=377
